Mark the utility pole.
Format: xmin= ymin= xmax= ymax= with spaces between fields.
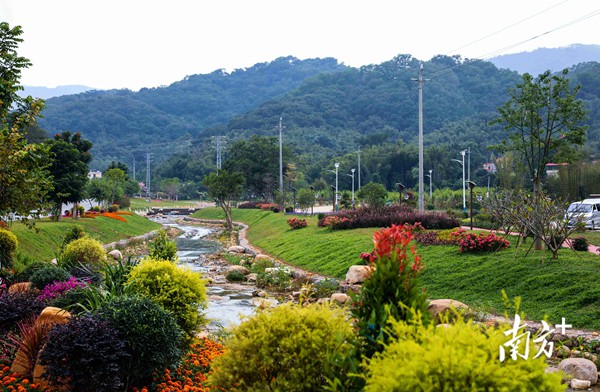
xmin=467 ymin=146 xmax=471 ymax=182
xmin=357 ymin=146 xmax=361 ymax=191
xmin=412 ymin=63 xmax=428 ymax=211
xmin=216 ymin=136 xmax=223 ymax=174
xmin=146 ymin=152 xmax=152 ymax=200
xmin=279 ymin=117 xmax=284 ymax=193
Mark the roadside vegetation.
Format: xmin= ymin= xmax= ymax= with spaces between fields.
xmin=194 ymin=206 xmax=600 ymax=331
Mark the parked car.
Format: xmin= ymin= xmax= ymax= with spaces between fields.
xmin=567 ymin=198 xmax=600 ymax=229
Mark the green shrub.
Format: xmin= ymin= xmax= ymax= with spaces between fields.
xmin=209 ymin=303 xmax=356 ymax=391
xmin=148 ymin=228 xmax=178 ymax=262
xmin=60 ymin=224 xmax=86 ymax=251
xmin=29 ymin=265 xmax=71 ymax=290
xmin=312 ymin=278 xmax=340 ymax=298
xmin=108 ymin=204 xmax=119 ymax=213
xmin=16 ymin=260 xmax=50 ymax=282
xmin=126 ymin=258 xmax=207 ymax=339
xmin=98 ymin=296 xmax=184 ymax=387
xmin=363 ymin=316 xmax=563 ymax=391
xmin=51 ymin=285 xmax=93 ymax=310
xmin=0 ymin=228 xmax=18 ymax=269
xmin=351 ymin=224 xmax=430 ymax=360
xmin=119 ymin=196 xmax=131 ymax=208
xmin=572 ymin=236 xmax=589 ymax=251
xmin=38 ymin=315 xmax=130 ymax=392
xmin=225 ymin=270 xmax=246 ymax=282
xmin=60 ymin=237 xmax=107 ymax=270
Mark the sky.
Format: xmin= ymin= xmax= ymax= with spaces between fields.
xmin=2 ymin=0 xmax=599 ymax=91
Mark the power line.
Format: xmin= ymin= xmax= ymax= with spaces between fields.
xmin=445 ymin=0 xmax=571 ymax=57
xmin=427 ymin=6 xmax=600 ymax=80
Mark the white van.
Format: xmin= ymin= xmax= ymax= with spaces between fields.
xmin=567 ymin=198 xmax=600 ymax=229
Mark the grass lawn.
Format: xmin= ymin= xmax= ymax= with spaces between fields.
xmin=194 ymin=207 xmax=600 ymax=330
xmin=11 ymin=213 xmax=161 ymax=262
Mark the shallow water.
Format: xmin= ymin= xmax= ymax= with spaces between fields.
xmin=155 ymin=217 xmax=258 ymax=329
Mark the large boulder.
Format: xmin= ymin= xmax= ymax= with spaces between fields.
xmin=254 ymin=254 xmax=273 ymax=262
xmin=108 ymin=249 xmax=123 ymax=261
xmin=345 ymin=265 xmax=372 ymax=284
xmin=558 ymin=358 xmax=598 ymax=385
xmin=227 ymin=245 xmax=246 ymax=254
xmin=331 ymin=293 xmax=350 ymax=304
xmin=428 ymin=299 xmax=469 ymax=321
xmin=11 ymin=307 xmax=71 ymax=377
xmin=226 ymin=265 xmax=250 ymax=275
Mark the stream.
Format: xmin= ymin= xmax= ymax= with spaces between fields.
xmin=152 ymin=216 xmax=258 ymax=331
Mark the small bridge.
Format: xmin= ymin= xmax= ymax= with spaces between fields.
xmin=147 ymin=207 xmax=201 ymax=216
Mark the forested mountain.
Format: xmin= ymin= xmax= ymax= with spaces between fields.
xmin=35 ymin=50 xmax=600 ymax=196
xmin=204 ymin=55 xmax=521 ymax=152
xmin=489 ymin=44 xmax=600 ymax=76
xmin=184 ymin=55 xmax=600 ymax=193
xmin=38 ymin=56 xmax=346 ymax=169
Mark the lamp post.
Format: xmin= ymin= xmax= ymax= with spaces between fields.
xmin=452 ymin=150 xmax=467 ymax=213
xmin=344 ymin=169 xmax=356 ymax=209
xmin=426 ymin=169 xmax=433 ymax=202
xmin=468 ymin=181 xmax=476 ymax=230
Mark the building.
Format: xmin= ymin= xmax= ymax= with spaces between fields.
xmin=88 ymin=170 xmax=102 ymax=179
xmin=545 ymin=163 xmax=568 ymax=177
xmin=482 ymin=162 xmax=497 ymax=173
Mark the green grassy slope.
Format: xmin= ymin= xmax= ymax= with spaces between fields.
xmin=11 ymin=213 xmax=161 ymax=262
xmin=194 ymin=207 xmax=600 ymax=330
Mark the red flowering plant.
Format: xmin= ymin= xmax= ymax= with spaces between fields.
xmin=459 ymin=232 xmax=510 ymax=253
xmin=286 ymin=217 xmax=307 ymax=230
xmin=350 ymin=223 xmax=430 ymax=359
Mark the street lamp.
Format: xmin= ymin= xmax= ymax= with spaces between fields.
xmin=425 ymin=169 xmax=433 ymax=202
xmin=468 ymin=181 xmax=476 ymax=230
xmin=452 ymin=150 xmax=467 ymax=213
xmin=344 ymin=169 xmax=355 ymax=208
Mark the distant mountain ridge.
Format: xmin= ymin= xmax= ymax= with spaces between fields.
xmin=20 ymin=85 xmax=95 ymax=100
xmin=489 ymin=44 xmax=600 ymax=75
xmin=35 ymin=46 xmax=600 ymax=172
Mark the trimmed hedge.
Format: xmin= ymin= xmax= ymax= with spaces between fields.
xmin=318 ymin=206 xmax=460 ymax=230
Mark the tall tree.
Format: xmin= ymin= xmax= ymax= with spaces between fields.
xmin=46 ymin=132 xmax=93 ymax=220
xmin=0 ymin=22 xmax=51 ymax=225
xmin=491 ymin=69 xmax=588 ymax=249
xmin=161 ymin=178 xmax=181 ymax=201
xmin=202 ymin=170 xmax=245 ymax=231
xmin=223 ymin=135 xmax=294 ymax=199
xmin=103 ymin=168 xmax=127 ymax=205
